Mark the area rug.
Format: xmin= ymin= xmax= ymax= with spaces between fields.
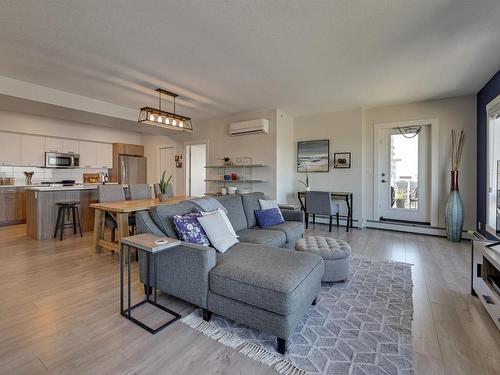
xmin=181 ymin=255 xmax=414 ymax=375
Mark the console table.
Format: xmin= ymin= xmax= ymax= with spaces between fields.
xmin=120 ymin=233 xmax=182 ymax=334
xmin=471 ymin=240 xmax=500 ymax=330
xmin=298 ymin=191 xmax=353 ymax=232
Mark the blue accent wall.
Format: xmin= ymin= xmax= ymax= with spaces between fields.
xmin=477 ymin=70 xmax=500 ymax=236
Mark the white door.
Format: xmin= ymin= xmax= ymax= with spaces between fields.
xmin=159 ymin=147 xmax=176 ymax=195
xmin=186 ymin=144 xmax=206 ymax=197
xmin=378 ymin=125 xmax=430 ymax=223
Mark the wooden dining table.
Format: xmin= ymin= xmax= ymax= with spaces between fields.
xmin=90 ymin=196 xmax=192 ymax=254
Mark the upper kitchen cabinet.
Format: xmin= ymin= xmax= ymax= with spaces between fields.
xmin=20 ymin=134 xmax=45 ymax=166
xmin=79 ymin=141 xmax=97 ymax=168
xmin=96 ymin=143 xmax=113 ymax=169
xmin=62 ymin=139 xmax=79 ymax=154
xmin=44 ymin=137 xmax=64 ymax=153
xmin=0 ymin=132 xmax=21 ymax=166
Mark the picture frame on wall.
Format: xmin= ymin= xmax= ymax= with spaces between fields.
xmin=333 ymin=152 xmax=351 ymax=168
xmin=297 ymin=139 xmax=330 ymax=173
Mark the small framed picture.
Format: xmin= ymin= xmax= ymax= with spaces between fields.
xmin=333 ymin=152 xmax=351 ymax=168
xmin=175 ymin=154 xmax=182 ymax=162
xmin=176 ymin=161 xmax=183 ymax=168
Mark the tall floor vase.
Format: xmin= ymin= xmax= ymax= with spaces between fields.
xmin=445 ymin=170 xmax=464 ymax=242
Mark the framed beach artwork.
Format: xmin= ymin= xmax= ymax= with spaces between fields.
xmin=297 ymin=139 xmax=330 ymax=173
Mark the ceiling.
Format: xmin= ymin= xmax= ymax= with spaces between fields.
xmin=0 ymin=0 xmax=499 ymax=124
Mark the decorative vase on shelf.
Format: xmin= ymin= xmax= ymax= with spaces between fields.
xmin=445 ymin=170 xmax=464 ymax=242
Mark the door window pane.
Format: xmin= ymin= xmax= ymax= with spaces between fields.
xmin=390 ymin=133 xmax=419 ymax=210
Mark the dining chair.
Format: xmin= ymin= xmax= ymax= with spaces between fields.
xmin=97 ymin=185 xmax=126 ymax=243
xmin=129 ymin=184 xmax=152 ymax=200
xmin=305 ymin=191 xmax=340 ymax=232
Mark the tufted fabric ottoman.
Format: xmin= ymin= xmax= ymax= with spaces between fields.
xmin=295 ymin=236 xmax=351 ymax=282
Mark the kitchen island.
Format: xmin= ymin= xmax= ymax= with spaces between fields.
xmin=25 ymin=185 xmax=100 ymax=240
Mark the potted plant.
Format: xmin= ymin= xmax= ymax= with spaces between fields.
xmin=298 ymin=163 xmax=310 ymax=191
xmin=158 ymin=170 xmax=173 ymax=202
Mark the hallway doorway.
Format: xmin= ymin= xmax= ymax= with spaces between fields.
xmin=185 ymin=143 xmax=207 ymax=197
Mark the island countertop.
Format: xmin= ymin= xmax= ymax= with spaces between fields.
xmin=23 ymin=182 xmax=139 ymax=192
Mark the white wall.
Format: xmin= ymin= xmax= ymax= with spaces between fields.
xmin=0 ymin=110 xmax=141 ymax=144
xmin=276 ymin=109 xmax=295 ymax=203
xmin=294 ymin=108 xmax=363 ymax=225
xmin=363 ymin=95 xmax=477 ymax=229
xmin=143 ymin=108 xmax=278 ymax=198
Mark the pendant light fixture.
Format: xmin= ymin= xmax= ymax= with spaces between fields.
xmin=138 ymin=88 xmax=193 ymax=132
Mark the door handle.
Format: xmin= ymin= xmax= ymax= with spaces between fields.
xmin=381 ymin=179 xmax=387 ymax=183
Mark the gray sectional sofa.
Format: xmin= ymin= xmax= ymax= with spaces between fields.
xmin=135 ymin=192 xmax=324 ymax=354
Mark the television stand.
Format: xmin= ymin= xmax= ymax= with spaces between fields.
xmin=471 ymin=240 xmax=500 ymax=330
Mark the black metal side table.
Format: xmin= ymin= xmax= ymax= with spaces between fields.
xmin=120 ymin=233 xmax=182 ymax=334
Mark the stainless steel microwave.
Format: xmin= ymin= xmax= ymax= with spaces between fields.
xmin=45 ymin=152 xmax=80 ymax=168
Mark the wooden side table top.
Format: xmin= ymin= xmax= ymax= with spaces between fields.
xmin=121 ymin=233 xmax=181 ymax=253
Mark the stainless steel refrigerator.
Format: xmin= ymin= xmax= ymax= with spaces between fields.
xmin=118 ymin=155 xmax=147 ymax=184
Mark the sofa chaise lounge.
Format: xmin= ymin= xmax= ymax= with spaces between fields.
xmin=135 ymin=192 xmax=324 ymax=354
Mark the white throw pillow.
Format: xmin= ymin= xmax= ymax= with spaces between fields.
xmin=197 ymin=210 xmax=239 ymax=253
xmin=259 ymin=199 xmax=284 ymax=220
xmin=200 ymin=208 xmax=238 ymax=238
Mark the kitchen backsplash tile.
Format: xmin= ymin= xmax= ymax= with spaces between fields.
xmin=2 ymin=166 xmax=107 ymax=185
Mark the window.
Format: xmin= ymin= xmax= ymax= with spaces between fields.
xmin=486 ymin=95 xmax=500 ymax=236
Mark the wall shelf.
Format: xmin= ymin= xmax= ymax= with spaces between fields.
xmin=204 ymin=164 xmax=266 ymax=168
xmin=204 ymin=157 xmax=267 ymax=195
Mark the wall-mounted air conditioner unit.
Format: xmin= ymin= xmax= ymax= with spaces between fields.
xmin=229 ymin=119 xmax=269 ymax=136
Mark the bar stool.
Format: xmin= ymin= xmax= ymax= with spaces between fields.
xmin=53 ymin=201 xmax=83 ymax=241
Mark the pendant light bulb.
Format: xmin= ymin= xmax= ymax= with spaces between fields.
xmin=165 ymin=117 xmax=170 ymax=124
xmin=179 ymin=121 xmax=184 ymax=128
xmin=172 ymin=119 xmax=177 ymax=126
xmin=149 ymin=113 xmax=155 ymax=121
xmin=157 ymin=116 xmax=163 ymax=123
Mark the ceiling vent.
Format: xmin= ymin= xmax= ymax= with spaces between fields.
xmin=229 ymin=119 xmax=269 ymax=136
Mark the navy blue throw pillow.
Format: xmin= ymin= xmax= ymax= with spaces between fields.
xmin=255 ymin=208 xmax=285 ymax=228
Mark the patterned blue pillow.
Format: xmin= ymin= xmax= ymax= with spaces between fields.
xmin=255 ymin=208 xmax=285 ymax=228
xmin=173 ymin=212 xmax=210 ymax=246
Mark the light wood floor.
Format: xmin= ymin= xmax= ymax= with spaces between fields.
xmin=1 ymin=224 xmax=499 ymax=375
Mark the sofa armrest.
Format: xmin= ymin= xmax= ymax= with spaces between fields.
xmin=281 ymin=209 xmax=304 ymax=223
xmin=139 ymin=242 xmax=217 ymax=308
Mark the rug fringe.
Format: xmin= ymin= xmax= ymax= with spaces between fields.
xmin=181 ymin=313 xmax=307 ymax=375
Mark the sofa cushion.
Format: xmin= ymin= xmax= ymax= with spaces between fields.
xmin=241 ymin=192 xmax=265 ymax=228
xmin=149 ymin=201 xmax=198 ymax=237
xmin=198 ymin=210 xmax=239 ymax=253
xmin=209 ymin=242 xmax=324 ymax=315
xmin=237 ymin=228 xmax=286 ymax=247
xmin=265 ymin=221 xmax=304 ymax=245
xmin=255 ymin=208 xmax=285 ymax=228
xmin=214 ymin=195 xmax=248 ymax=232
xmin=173 ymin=212 xmax=210 ymax=246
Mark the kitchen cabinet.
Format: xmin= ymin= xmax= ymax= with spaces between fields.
xmin=79 ymin=141 xmax=97 ymax=168
xmin=0 ymin=132 xmax=21 ymax=166
xmin=21 ymin=134 xmax=45 ymax=166
xmin=45 ymin=137 xmax=64 ymax=153
xmin=63 ymin=139 xmax=79 ymax=154
xmin=0 ymin=187 xmax=26 ymax=226
xmin=96 ymin=143 xmax=113 ymax=169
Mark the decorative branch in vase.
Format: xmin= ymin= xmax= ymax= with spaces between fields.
xmin=445 ymin=129 xmax=465 ymax=242
xmin=299 ymin=163 xmax=310 ymax=191
xmin=158 ymin=170 xmax=173 ymax=201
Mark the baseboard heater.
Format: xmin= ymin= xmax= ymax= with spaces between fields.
xmin=379 ymin=217 xmax=431 ymax=226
